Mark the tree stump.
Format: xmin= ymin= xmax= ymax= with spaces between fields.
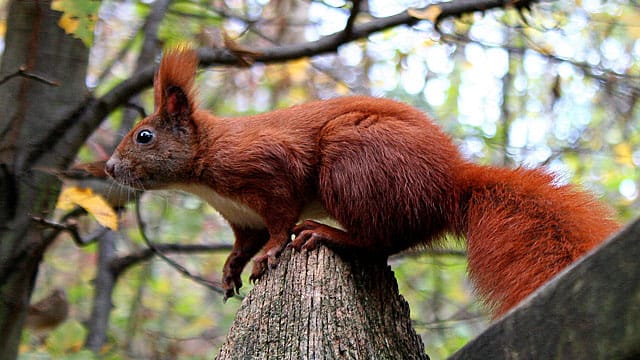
xmin=217 ymin=246 xmax=429 ymax=360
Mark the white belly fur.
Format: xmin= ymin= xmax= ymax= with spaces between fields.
xmin=174 ymin=183 xmax=344 ymax=231
xmin=175 ymin=183 xmax=266 ymax=228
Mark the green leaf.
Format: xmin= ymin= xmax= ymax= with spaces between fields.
xmin=44 ymin=320 xmax=88 ymax=355
xmin=51 ymin=0 xmax=100 ymax=46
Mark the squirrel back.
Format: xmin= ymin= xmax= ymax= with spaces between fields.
xmin=106 ymin=47 xmax=620 ymax=317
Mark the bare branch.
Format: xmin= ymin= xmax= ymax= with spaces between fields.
xmin=48 ymin=0 xmax=540 ymax=166
xmin=32 ymin=216 xmax=108 ymax=247
xmin=442 ymin=31 xmax=640 ymax=90
xmin=122 ymin=103 xmax=147 ymax=120
xmin=110 ymin=243 xmax=233 ymax=277
xmin=0 ymin=66 xmax=59 ymax=87
xmin=134 ymin=198 xmax=226 ymax=295
xmin=343 ymin=0 xmax=361 ymax=39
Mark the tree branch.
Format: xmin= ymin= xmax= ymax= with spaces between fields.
xmin=48 ymin=0 xmax=539 ymax=163
xmin=450 ymin=218 xmax=640 ymax=359
xmin=111 ymin=243 xmax=232 ymax=277
xmin=342 ymin=0 xmax=361 ymax=40
xmin=0 ymin=66 xmax=59 ymax=87
xmin=134 ymin=198 xmax=226 ymax=295
xmin=31 ymin=216 xmax=108 ymax=247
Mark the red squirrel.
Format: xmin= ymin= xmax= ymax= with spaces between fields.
xmin=105 ymin=48 xmax=620 ymax=317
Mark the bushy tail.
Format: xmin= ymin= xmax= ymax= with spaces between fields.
xmin=458 ymin=164 xmax=620 ymax=317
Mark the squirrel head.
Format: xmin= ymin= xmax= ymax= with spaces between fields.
xmin=106 ymin=47 xmax=200 ymax=189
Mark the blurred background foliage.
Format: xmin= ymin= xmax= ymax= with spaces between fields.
xmin=8 ymin=0 xmax=639 ymax=358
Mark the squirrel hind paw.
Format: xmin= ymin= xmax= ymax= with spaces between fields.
xmin=291 ymin=220 xmax=347 ymax=252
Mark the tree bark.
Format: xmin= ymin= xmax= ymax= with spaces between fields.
xmin=217 ymin=246 xmax=429 ymax=360
xmin=0 ymin=1 xmax=89 ymax=358
xmin=84 ymin=231 xmax=118 ymax=352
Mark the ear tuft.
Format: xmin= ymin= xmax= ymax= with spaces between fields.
xmin=155 ymin=46 xmax=198 ymax=116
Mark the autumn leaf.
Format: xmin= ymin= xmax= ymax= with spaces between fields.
xmin=334 ymin=82 xmax=351 ymax=95
xmin=288 ymin=58 xmax=310 ymax=83
xmin=56 ymin=187 xmax=118 ymax=230
xmin=408 ymin=5 xmax=442 ymax=23
xmin=614 ymin=143 xmax=634 ymax=167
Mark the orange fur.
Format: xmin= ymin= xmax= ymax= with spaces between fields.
xmin=154 ymin=47 xmax=198 ymax=114
xmin=459 ymin=165 xmax=618 ymax=316
xmin=106 ymin=47 xmax=621 ymax=316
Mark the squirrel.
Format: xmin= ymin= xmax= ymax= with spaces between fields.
xmin=105 ymin=47 xmax=620 ymax=317
xmin=25 ymin=289 xmax=69 ymax=332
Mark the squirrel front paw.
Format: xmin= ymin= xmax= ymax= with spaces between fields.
xmin=222 ymin=267 xmax=243 ymax=302
xmin=249 ymin=255 xmax=268 ymax=282
xmin=249 ymin=246 xmax=284 ymax=282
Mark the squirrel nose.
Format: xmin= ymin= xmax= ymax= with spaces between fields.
xmin=105 ymin=158 xmax=116 ymax=177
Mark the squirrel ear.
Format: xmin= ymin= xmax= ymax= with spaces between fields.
xmin=155 ymin=46 xmax=198 ymax=118
xmin=164 ymin=85 xmax=191 ymax=116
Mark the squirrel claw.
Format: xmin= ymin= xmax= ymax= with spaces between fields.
xmin=249 ymin=246 xmax=284 ymax=281
xmin=290 ymin=231 xmax=320 ymax=251
xmin=291 ymin=220 xmax=327 ymax=251
xmin=223 ymin=288 xmax=235 ymax=303
xmin=249 ymin=255 xmax=268 ymax=283
xmin=222 ymin=273 xmax=242 ymax=302
xmin=266 ymin=248 xmax=280 ymax=269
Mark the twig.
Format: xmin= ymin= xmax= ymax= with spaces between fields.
xmin=441 ymin=31 xmax=640 ymax=88
xmin=123 ymin=102 xmax=147 ymax=119
xmin=0 ymin=66 xmax=59 ymax=87
xmin=392 ymin=247 xmax=468 ymax=261
xmin=342 ymin=0 xmax=361 ymax=40
xmin=134 ymin=197 xmax=226 ymax=295
xmin=32 ymin=215 xmax=108 ymax=246
xmin=45 ymin=0 xmax=542 ymax=168
xmin=111 ymin=243 xmax=233 ymax=276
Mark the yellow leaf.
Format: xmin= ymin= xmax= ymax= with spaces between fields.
xmin=614 ymin=143 xmax=634 ymax=166
xmin=58 ymin=12 xmax=79 ymax=35
xmin=620 ymin=12 xmax=640 ymax=38
xmin=408 ymin=5 xmax=442 ymax=23
xmin=56 ymin=187 xmax=118 ymax=230
xmin=536 ymin=43 xmax=555 ymax=56
xmin=288 ymin=58 xmax=309 ymax=83
xmin=334 ymin=82 xmax=350 ymax=95
xmin=51 ymin=0 xmax=64 ymax=11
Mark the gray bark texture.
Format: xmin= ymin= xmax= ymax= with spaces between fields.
xmin=0 ymin=1 xmax=89 ymax=358
xmin=450 ymin=218 xmax=640 ymax=360
xmin=217 ymin=246 xmax=429 ymax=360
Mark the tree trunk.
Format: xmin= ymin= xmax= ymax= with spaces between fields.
xmin=84 ymin=231 xmax=118 ymax=352
xmin=83 ymin=0 xmax=170 ymax=351
xmin=217 ymin=246 xmax=429 ymax=360
xmin=0 ymin=1 xmax=89 ymax=358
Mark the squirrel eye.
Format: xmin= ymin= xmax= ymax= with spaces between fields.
xmin=135 ymin=129 xmax=154 ymax=144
